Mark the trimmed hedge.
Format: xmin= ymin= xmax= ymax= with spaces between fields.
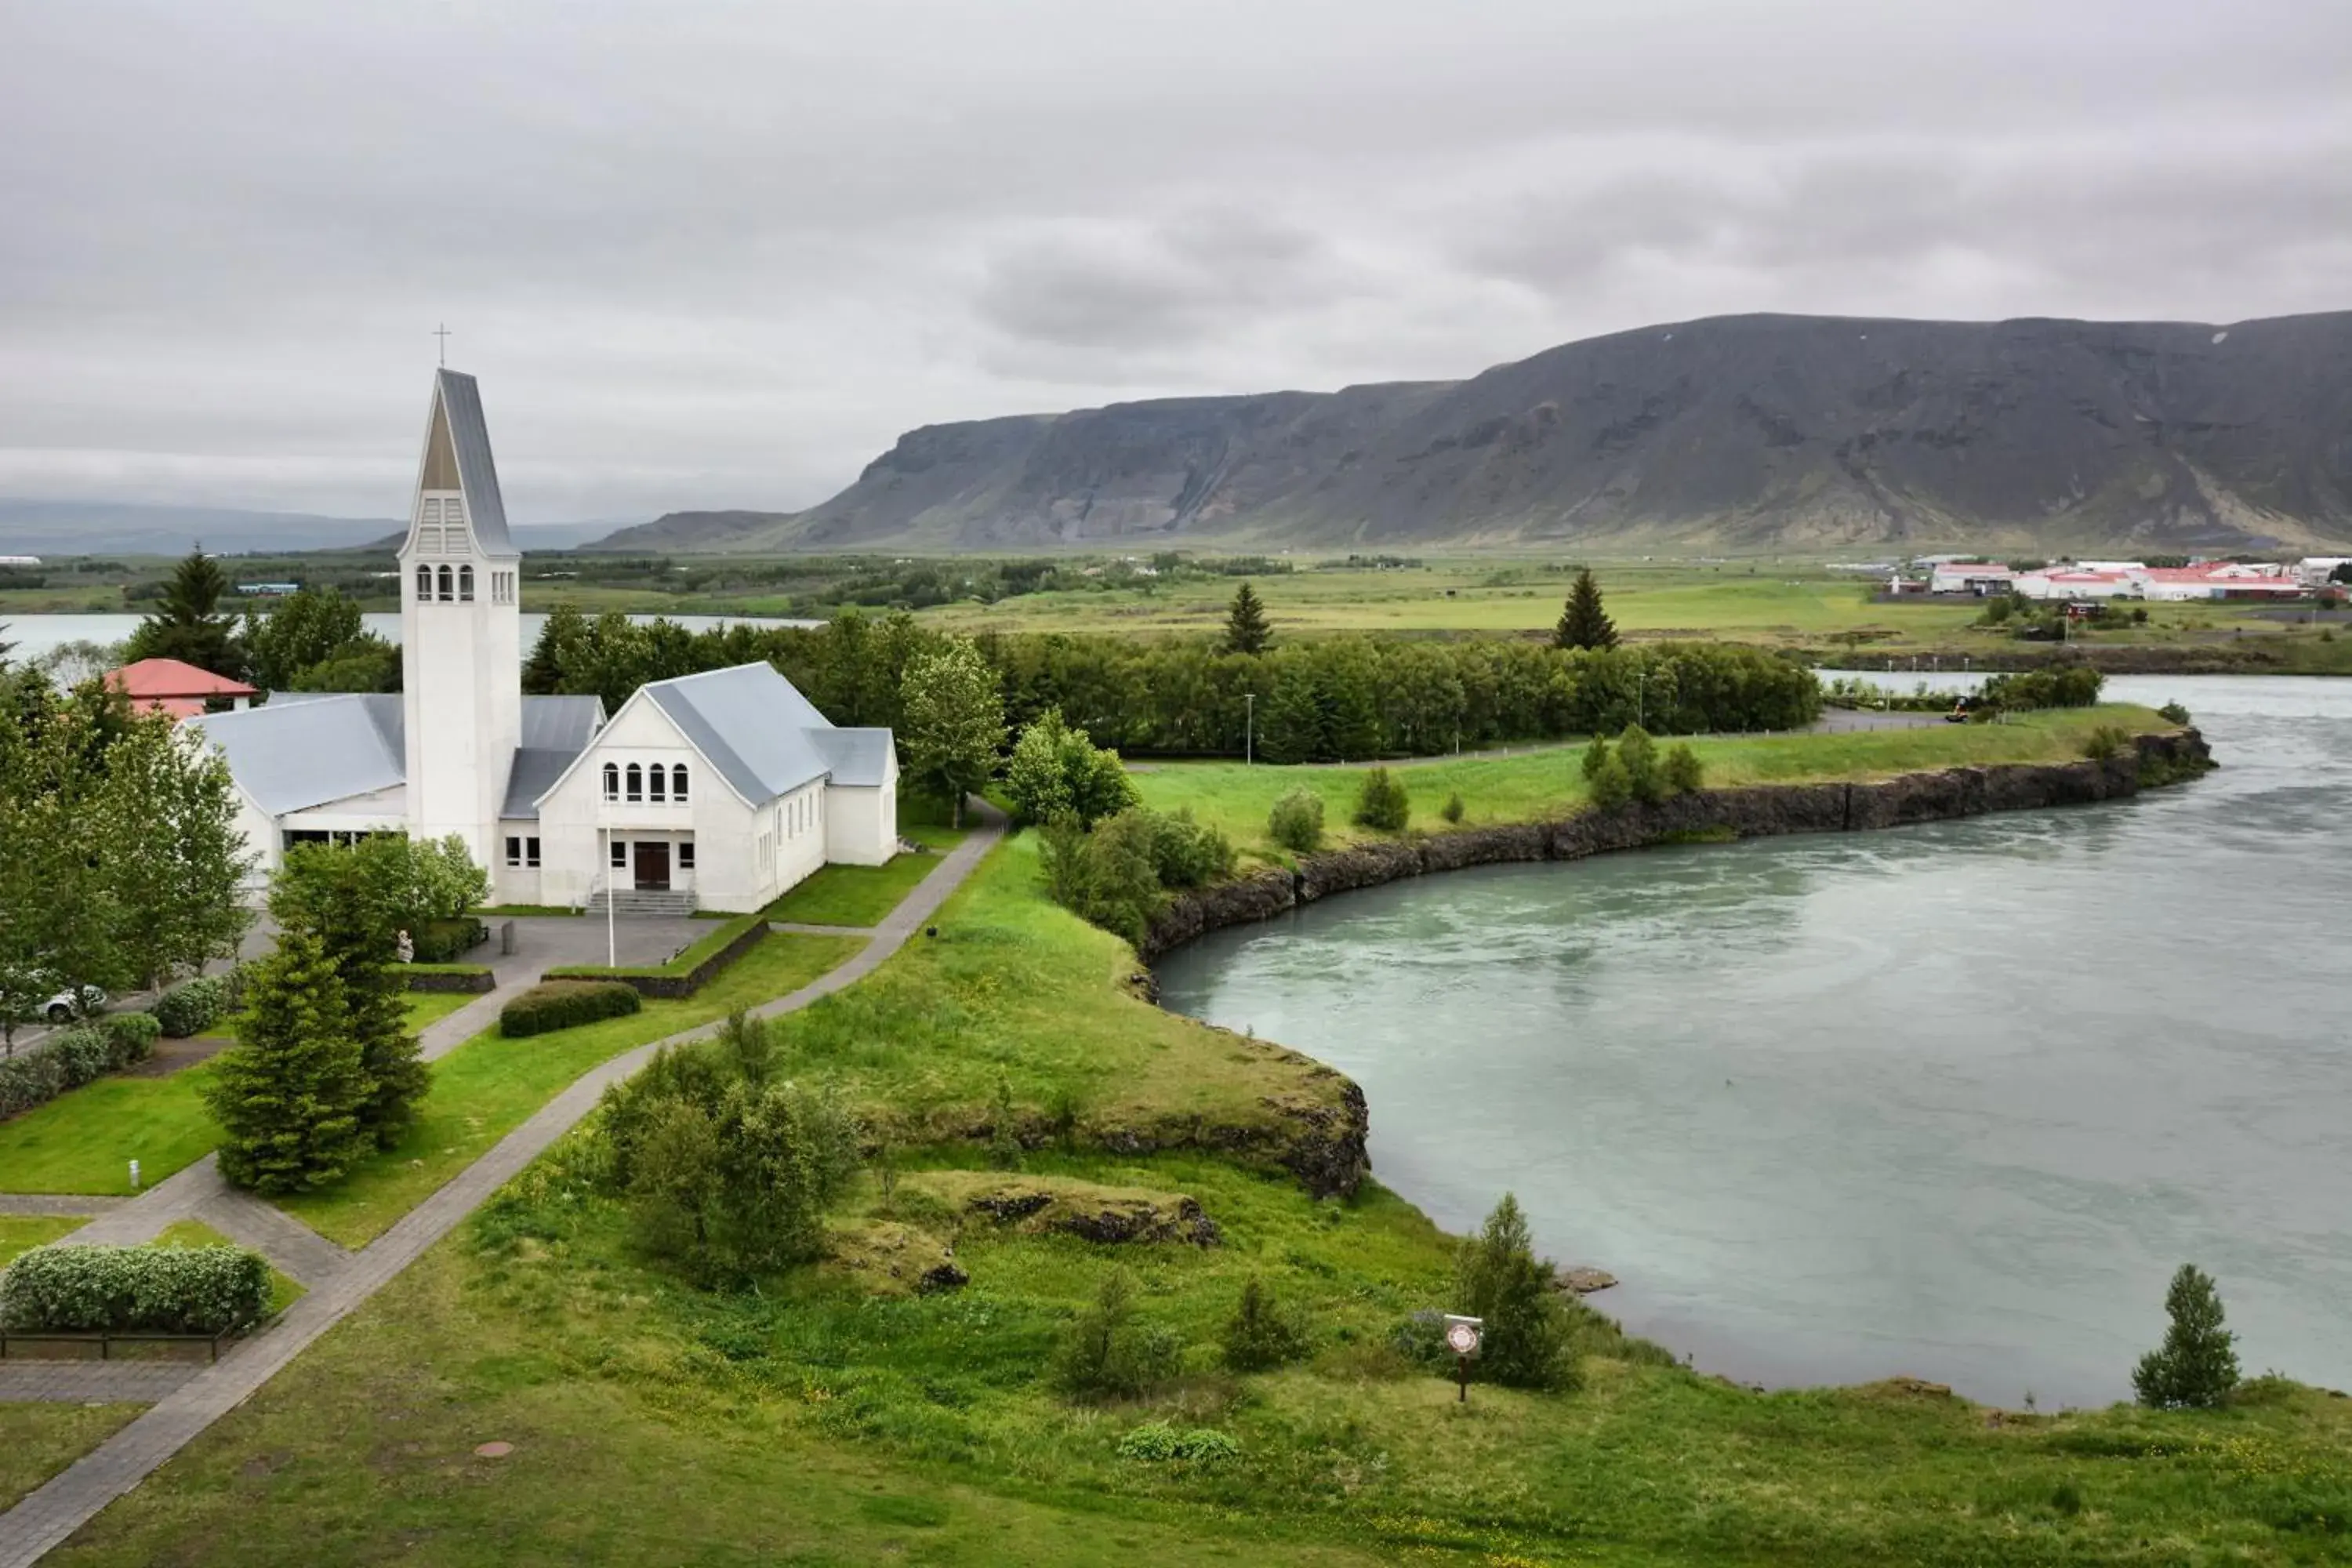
xmin=500 ymin=980 xmax=642 ymax=1038
xmin=414 ymin=916 xmax=490 ymax=964
xmin=0 ymin=1015 xmax=159 ymax=1120
xmin=151 ymin=975 xmax=232 ymax=1038
xmin=0 ymin=1242 xmax=270 ymax=1334
xmin=404 ymin=964 xmax=495 ymax=995
xmin=543 ymin=912 xmax=768 ymax=999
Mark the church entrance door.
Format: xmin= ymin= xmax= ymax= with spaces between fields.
xmin=633 ymin=841 xmax=671 ymax=891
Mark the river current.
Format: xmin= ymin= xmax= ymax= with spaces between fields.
xmin=1156 ymin=676 xmax=2352 ymax=1406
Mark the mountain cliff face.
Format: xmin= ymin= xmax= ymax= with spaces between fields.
xmin=598 ymin=311 xmax=2352 ymax=554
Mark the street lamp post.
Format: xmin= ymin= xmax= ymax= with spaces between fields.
xmin=604 ymin=825 xmax=616 ymax=967
xmin=1245 ymin=692 xmax=1254 ymax=766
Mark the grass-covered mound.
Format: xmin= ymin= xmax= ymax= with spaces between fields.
xmin=759 ymin=837 xmax=1367 ymax=1192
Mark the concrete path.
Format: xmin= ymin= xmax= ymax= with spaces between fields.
xmin=768 ymin=921 xmax=877 ymax=938
xmin=0 ymin=805 xmax=1007 ymax=1567
xmin=0 ymin=1364 xmax=201 ymax=1406
xmin=0 ymin=1198 xmax=124 ymax=1219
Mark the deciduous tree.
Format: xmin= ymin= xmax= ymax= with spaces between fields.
xmin=2133 ymin=1264 xmax=2240 ymax=1409
xmin=898 ymin=637 xmax=1006 ymax=827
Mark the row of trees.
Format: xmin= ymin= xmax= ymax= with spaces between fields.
xmin=523 ymin=607 xmax=1821 ymax=764
xmin=118 ymin=550 xmax=399 ymax=691
xmin=0 ymin=669 xmax=253 ymax=1047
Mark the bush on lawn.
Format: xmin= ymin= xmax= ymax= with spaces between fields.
xmin=151 ymin=975 xmax=232 ymax=1038
xmin=1143 ymin=808 xmax=1236 ymax=889
xmin=1352 ymin=767 xmax=1410 ymax=832
xmin=1051 ymin=1267 xmax=1185 ymax=1400
xmin=0 ymin=1242 xmax=270 ymax=1334
xmin=1266 ymin=788 xmax=1325 ymax=855
xmin=100 ymin=1011 xmax=162 ymax=1059
xmin=501 ymin=980 xmax=642 ymax=1038
xmin=1221 ymin=1274 xmax=1312 ymax=1371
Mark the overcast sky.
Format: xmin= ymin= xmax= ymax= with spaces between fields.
xmin=4 ymin=0 xmax=2348 ymax=524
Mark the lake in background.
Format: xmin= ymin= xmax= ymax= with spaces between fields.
xmin=1157 ymin=674 xmax=2352 ymax=1406
xmin=0 ymin=612 xmax=818 ymax=664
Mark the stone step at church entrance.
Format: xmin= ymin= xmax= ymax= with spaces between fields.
xmin=585 ymin=888 xmax=699 ymax=919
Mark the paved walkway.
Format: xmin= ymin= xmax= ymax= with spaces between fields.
xmin=768 ymin=921 xmax=877 ymax=937
xmin=0 ymin=1197 xmax=123 ymax=1219
xmin=0 ymin=806 xmax=1006 ymax=1567
xmin=0 ymin=1364 xmax=201 ymax=1406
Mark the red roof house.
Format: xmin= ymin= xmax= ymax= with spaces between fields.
xmin=104 ymin=658 xmax=259 ymax=720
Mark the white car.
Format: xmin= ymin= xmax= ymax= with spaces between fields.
xmin=34 ymin=980 xmax=108 ymax=1026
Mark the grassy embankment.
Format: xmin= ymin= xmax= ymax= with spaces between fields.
xmin=1137 ymin=704 xmax=2177 ymax=855
xmin=49 ymin=717 xmax=2351 ymax=1568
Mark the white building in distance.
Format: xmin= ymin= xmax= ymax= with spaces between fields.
xmin=187 ymin=369 xmax=896 ymax=911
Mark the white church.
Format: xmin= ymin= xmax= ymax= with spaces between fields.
xmin=187 ymin=369 xmax=898 ymax=913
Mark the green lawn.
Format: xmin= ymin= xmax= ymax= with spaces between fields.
xmin=275 ymin=934 xmax=866 ymax=1247
xmin=0 ymin=992 xmax=579 ymax=1197
xmin=0 ymin=1406 xmax=142 ymax=1515
xmin=0 ymin=1214 xmax=83 ymax=1263
xmin=763 ymin=829 xmax=968 ymax=927
xmin=1136 ymin=704 xmax=2175 ymax=854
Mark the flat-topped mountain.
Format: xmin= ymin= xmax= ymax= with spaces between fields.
xmin=595 ymin=310 xmax=2352 ymax=554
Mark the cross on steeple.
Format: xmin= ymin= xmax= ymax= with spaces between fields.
xmin=433 ymin=323 xmax=452 ymax=366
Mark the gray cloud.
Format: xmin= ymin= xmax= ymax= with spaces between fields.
xmin=2 ymin=0 xmax=2347 ymax=522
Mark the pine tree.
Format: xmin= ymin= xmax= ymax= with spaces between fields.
xmin=123 ymin=546 xmax=246 ymax=678
xmin=1223 ymin=582 xmax=1274 ymax=655
xmin=2133 ymin=1264 xmax=2241 ymax=1409
xmin=1553 ymin=568 xmax=1618 ymax=652
xmin=202 ymin=927 xmax=372 ymax=1193
xmin=268 ymin=838 xmax=429 ymax=1149
xmin=1454 ymin=1193 xmax=1579 ymax=1392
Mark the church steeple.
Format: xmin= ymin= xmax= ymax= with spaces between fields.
xmin=401 ymin=368 xmax=524 ymax=864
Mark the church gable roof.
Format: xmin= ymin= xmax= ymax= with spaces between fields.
xmin=642 ymin=662 xmax=835 ymax=804
xmin=184 ymin=694 xmax=405 ymax=815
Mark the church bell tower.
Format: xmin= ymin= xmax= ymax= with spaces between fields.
xmin=397 ymin=368 xmax=523 ymax=865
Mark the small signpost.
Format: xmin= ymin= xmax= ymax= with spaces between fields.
xmin=1443 ymin=1313 xmax=1483 ymax=1403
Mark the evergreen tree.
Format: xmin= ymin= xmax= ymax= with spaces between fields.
xmin=202 ymin=927 xmax=372 ymax=1193
xmin=898 ymin=637 xmax=1007 ymax=827
xmin=522 ymin=603 xmax=591 ymax=693
xmin=1553 ymin=568 xmax=1618 ymax=652
xmin=268 ymin=839 xmax=430 ymax=1148
xmin=1223 ymin=582 xmax=1275 ymax=655
xmin=1454 ymin=1193 xmax=1579 ymax=1392
xmin=2133 ymin=1264 xmax=2240 ymax=1409
xmin=123 ymin=546 xmax=246 ymax=678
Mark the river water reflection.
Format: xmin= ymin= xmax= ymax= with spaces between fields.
xmin=1156 ymin=676 xmax=2352 ymax=1406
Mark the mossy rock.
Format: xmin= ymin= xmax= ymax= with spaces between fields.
xmin=823 ymin=1220 xmax=967 ymax=1298
xmin=903 ymin=1171 xmax=1221 ymax=1247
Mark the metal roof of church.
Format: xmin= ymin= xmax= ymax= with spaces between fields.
xmin=632 ymin=662 xmax=894 ymax=804
xmin=437 ymin=368 xmax=517 ymax=557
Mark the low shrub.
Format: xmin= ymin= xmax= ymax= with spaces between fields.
xmin=2158 ymin=701 xmax=2192 ymax=726
xmin=0 ymin=1015 xmax=158 ymax=1119
xmin=1352 ymin=767 xmax=1410 ymax=832
xmin=1051 ymin=1268 xmax=1184 ymax=1400
xmin=0 ymin=1242 xmax=270 ymax=1334
xmin=500 ymin=980 xmax=641 ymax=1038
xmin=1982 ymin=664 xmax=2105 ymax=711
xmin=1662 ymin=743 xmax=1704 ymax=795
xmin=50 ymin=1027 xmax=113 ymax=1087
xmin=1439 ymin=791 xmax=1465 ymax=825
xmin=1617 ymin=725 xmax=1664 ymax=804
xmin=2082 ymin=724 xmax=2134 ymax=762
xmin=1221 ymin=1274 xmax=1312 ymax=1371
xmin=1145 ymin=808 xmax=1236 ymax=888
xmin=1266 ymin=788 xmax=1325 ymax=855
xmin=100 ymin=1011 xmax=162 ymax=1060
xmin=1117 ymin=1421 xmax=1240 ymax=1464
xmin=1588 ymin=750 xmax=1633 ymax=811
xmin=1039 ymin=811 xmax=1167 ymax=946
xmin=412 ymin=916 xmax=489 ymax=964
xmin=151 ymin=975 xmax=231 ymax=1038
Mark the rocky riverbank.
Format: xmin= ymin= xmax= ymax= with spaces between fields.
xmin=1140 ymin=728 xmax=2212 ymax=961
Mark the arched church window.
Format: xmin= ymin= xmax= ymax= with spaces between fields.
xmin=672 ymin=764 xmax=688 ymax=802
xmin=602 ymin=763 xmax=619 ymax=801
xmin=648 ymin=764 xmax=666 ymax=802
xmin=436 ymin=565 xmax=454 ymax=601
xmin=415 ymin=564 xmax=431 ymax=601
xmin=459 ymin=565 xmax=474 ymax=602
xmin=626 ymin=764 xmax=643 ymax=802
